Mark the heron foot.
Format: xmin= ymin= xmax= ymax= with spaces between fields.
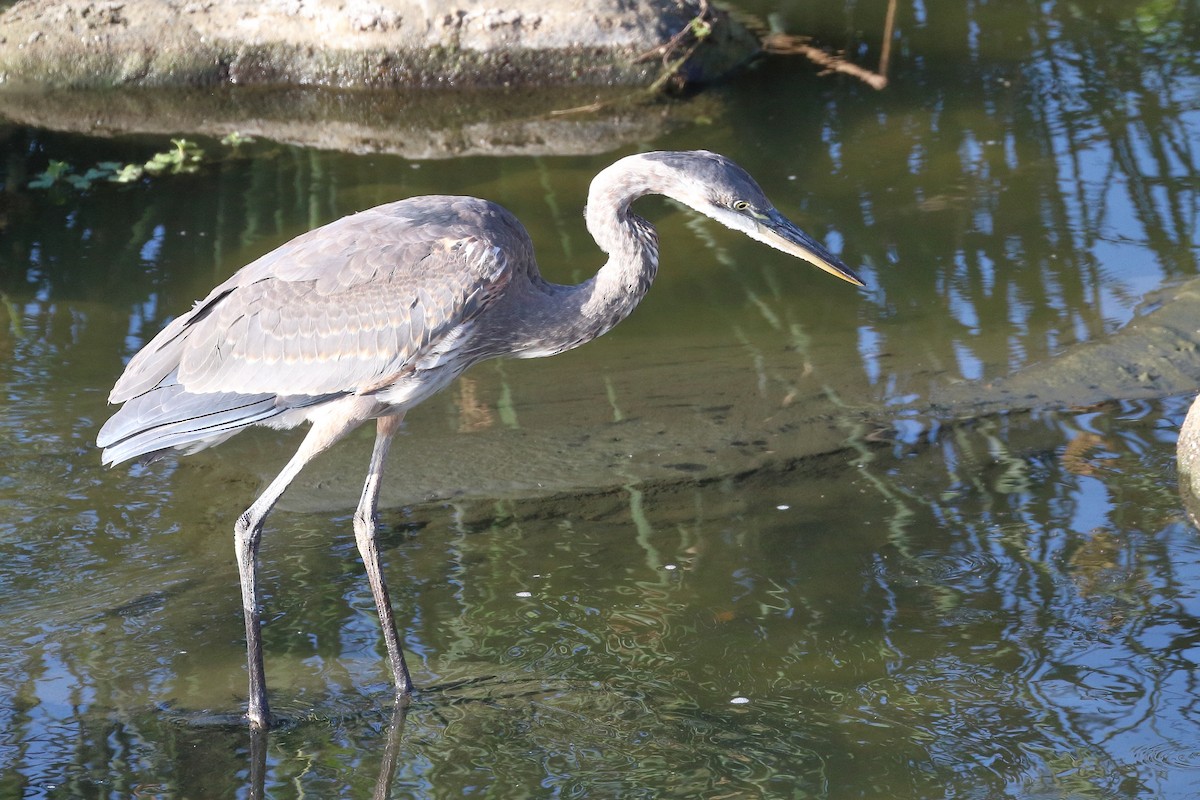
xmin=247 ymin=709 xmax=273 ymax=732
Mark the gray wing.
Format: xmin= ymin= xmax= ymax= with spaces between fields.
xmin=109 ymin=196 xmax=530 ymax=403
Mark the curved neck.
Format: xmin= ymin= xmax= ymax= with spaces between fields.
xmin=575 ymin=156 xmax=664 ymax=330
xmin=504 ymin=155 xmax=673 ymax=359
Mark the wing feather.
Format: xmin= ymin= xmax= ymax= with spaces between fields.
xmin=109 ymin=196 xmax=529 ymax=402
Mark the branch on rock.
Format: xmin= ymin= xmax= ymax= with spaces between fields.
xmin=548 ymin=0 xmax=716 ymax=116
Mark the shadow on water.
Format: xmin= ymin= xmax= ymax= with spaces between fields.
xmin=2 ymin=0 xmax=1200 ymax=797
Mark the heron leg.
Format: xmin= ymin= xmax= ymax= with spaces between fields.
xmin=352 ymin=414 xmax=415 ymax=698
xmin=234 ymin=510 xmax=270 ymax=730
xmin=234 ymin=403 xmax=376 ymax=730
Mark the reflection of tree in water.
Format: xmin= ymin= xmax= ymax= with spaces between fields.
xmin=408 ymin=399 xmax=1197 ymax=796
xmin=4 ymin=398 xmax=1196 ymax=796
xmin=757 ymin=0 xmax=1200 ymax=391
xmin=844 ymin=398 xmax=1199 ymax=796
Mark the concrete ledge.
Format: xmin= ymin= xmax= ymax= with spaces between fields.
xmin=0 ymin=0 xmax=760 ymax=89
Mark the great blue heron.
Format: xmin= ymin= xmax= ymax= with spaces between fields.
xmin=98 ymin=150 xmax=863 ymax=730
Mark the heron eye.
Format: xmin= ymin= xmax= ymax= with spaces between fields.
xmin=733 ymin=200 xmax=751 ymax=212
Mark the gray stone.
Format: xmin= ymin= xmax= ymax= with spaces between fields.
xmin=0 ymin=0 xmax=760 ymax=89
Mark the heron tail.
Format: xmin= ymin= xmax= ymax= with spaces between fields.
xmin=97 ymin=378 xmax=303 ymax=466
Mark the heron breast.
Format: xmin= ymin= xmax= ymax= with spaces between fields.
xmin=371 ymin=322 xmax=477 ymax=408
xmin=373 ymin=361 xmax=468 ymax=409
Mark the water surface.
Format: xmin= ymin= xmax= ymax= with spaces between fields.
xmin=1 ymin=0 xmax=1199 ymax=797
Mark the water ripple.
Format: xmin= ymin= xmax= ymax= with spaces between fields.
xmin=1130 ymin=743 xmax=1200 ymax=770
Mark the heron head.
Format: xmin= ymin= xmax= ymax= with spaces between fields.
xmin=638 ymin=151 xmax=865 ymax=287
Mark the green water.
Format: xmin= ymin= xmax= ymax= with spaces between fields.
xmin=2 ymin=0 xmax=1199 ymax=797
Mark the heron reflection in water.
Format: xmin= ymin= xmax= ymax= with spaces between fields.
xmin=98 ymin=150 xmax=864 ymax=730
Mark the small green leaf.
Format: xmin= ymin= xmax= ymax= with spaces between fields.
xmin=27 ymin=160 xmax=72 ymax=189
xmin=45 ymin=160 xmax=71 ymax=178
xmin=144 ymin=152 xmax=175 ymax=174
xmin=111 ymin=163 xmax=145 ymax=183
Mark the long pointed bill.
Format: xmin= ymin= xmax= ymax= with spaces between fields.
xmin=753 ymin=210 xmax=865 ymax=287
